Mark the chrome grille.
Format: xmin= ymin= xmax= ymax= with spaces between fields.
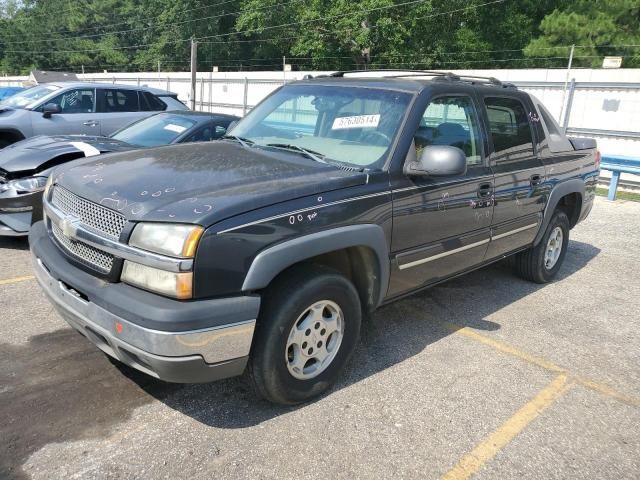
xmin=52 ymin=222 xmax=114 ymax=273
xmin=51 ymin=186 xmax=126 ymax=241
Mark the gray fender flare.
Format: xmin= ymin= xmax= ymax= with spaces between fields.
xmin=241 ymin=224 xmax=389 ymax=306
xmin=534 ymin=179 xmax=585 ymax=245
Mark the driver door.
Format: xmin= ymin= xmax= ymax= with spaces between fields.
xmin=388 ymin=93 xmax=494 ymax=297
xmin=31 ymin=88 xmax=99 ymax=136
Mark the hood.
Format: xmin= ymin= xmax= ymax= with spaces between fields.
xmin=0 ymin=135 xmax=133 ymax=175
xmin=55 ymin=141 xmax=367 ymax=226
xmin=0 ymin=105 xmax=26 ymax=119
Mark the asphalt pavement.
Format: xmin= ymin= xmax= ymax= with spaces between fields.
xmin=1 ymin=196 xmax=638 ymax=480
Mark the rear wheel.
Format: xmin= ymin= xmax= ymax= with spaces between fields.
xmin=514 ymin=210 xmax=570 ymax=283
xmin=248 ymin=266 xmax=361 ymax=405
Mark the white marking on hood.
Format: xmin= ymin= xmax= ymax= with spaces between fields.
xmin=70 ymin=142 xmax=101 ymax=157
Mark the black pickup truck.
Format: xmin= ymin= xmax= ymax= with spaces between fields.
xmin=30 ymin=71 xmax=600 ymax=404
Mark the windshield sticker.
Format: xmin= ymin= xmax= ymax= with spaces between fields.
xmin=70 ymin=142 xmax=101 ymax=157
xmin=331 ymin=114 xmax=380 ymax=130
xmin=163 ymin=123 xmax=187 ymax=134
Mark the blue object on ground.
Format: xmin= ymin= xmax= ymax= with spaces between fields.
xmin=600 ymin=155 xmax=640 ymax=200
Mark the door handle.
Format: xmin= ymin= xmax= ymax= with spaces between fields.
xmin=477 ymin=183 xmax=493 ymax=198
xmin=83 ymin=120 xmax=99 ymax=127
xmin=530 ymin=174 xmax=543 ymax=186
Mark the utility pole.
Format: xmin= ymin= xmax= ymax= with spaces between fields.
xmin=558 ymin=44 xmax=575 ymax=124
xmin=157 ymin=60 xmax=161 ymax=74
xmin=190 ymin=37 xmax=198 ymax=111
xmin=283 ymin=56 xmax=286 ymax=83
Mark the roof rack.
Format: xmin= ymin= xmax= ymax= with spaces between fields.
xmin=324 ymin=69 xmax=458 ymax=79
xmin=449 ymin=74 xmax=502 ymax=86
xmin=309 ymin=69 xmax=516 ymax=89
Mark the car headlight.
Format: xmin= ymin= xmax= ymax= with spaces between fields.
xmin=43 ymin=175 xmax=54 ymax=198
xmin=0 ymin=176 xmax=48 ymax=194
xmin=129 ymin=223 xmax=204 ymax=258
xmin=121 ymin=261 xmax=193 ymax=299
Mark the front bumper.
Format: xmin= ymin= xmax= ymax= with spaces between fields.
xmin=30 ymin=221 xmax=260 ymax=383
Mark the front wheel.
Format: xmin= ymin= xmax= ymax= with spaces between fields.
xmin=514 ymin=210 xmax=570 ymax=283
xmin=248 ymin=266 xmax=362 ymax=405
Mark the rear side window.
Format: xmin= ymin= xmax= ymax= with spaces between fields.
xmin=102 ymin=89 xmax=139 ymax=112
xmin=484 ymin=97 xmax=534 ymax=162
xmin=140 ymin=92 xmax=167 ymax=111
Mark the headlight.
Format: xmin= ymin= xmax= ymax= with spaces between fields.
xmin=43 ymin=175 xmax=54 ymax=198
xmin=121 ymin=261 xmax=193 ymax=299
xmin=129 ymin=223 xmax=204 ymax=258
xmin=0 ymin=176 xmax=48 ymax=194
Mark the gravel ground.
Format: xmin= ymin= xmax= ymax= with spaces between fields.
xmin=1 ymin=196 xmax=638 ymax=480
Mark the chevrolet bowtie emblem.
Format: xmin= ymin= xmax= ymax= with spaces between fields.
xmin=59 ymin=216 xmax=80 ymax=238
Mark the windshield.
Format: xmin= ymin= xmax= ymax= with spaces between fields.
xmin=111 ymin=113 xmax=196 ymax=146
xmin=231 ymin=84 xmax=413 ymax=169
xmin=1 ymin=85 xmax=60 ymax=108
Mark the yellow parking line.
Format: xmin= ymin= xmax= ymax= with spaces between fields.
xmin=444 ymin=322 xmax=566 ymax=373
xmin=441 ymin=375 xmax=571 ymax=480
xmin=442 ymin=321 xmax=640 ymax=408
xmin=0 ymin=275 xmax=35 ymax=286
xmin=573 ymin=376 xmax=640 ymax=408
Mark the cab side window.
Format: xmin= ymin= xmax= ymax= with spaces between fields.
xmin=184 ymin=125 xmax=213 ymax=142
xmin=415 ymin=95 xmax=483 ymax=166
xmin=47 ymin=89 xmax=95 ymax=113
xmin=484 ymin=97 xmax=534 ymax=162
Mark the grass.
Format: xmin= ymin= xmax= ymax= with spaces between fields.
xmin=595 ymin=187 xmax=640 ymax=202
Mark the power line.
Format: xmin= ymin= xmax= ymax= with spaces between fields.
xmin=2 ymin=0 xmax=302 ymax=45
xmin=6 ymin=0 xmax=97 ymax=20
xmin=199 ymin=45 xmax=587 ymax=63
xmin=8 ymin=0 xmax=638 ymax=67
xmin=195 ymin=0 xmax=435 ymax=41
xmin=2 ymin=0 xmax=428 ymax=49
xmin=0 ymin=0 xmax=240 ymax=42
xmin=1 ymin=0 xmax=442 ymax=54
xmin=196 ymin=0 xmax=508 ymax=44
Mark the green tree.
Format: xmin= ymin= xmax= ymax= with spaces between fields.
xmin=525 ymin=0 xmax=640 ymax=67
xmin=0 ymin=0 xmax=638 ymax=74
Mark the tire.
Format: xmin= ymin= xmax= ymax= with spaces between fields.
xmin=514 ymin=210 xmax=570 ymax=283
xmin=248 ymin=265 xmax=362 ymax=405
xmin=0 ymin=138 xmax=11 ymax=149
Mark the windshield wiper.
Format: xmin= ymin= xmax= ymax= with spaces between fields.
xmin=265 ymin=143 xmax=327 ymax=164
xmin=222 ymin=135 xmax=254 ymax=148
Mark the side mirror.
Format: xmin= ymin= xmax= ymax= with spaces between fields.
xmin=42 ymin=103 xmax=61 ymax=118
xmin=404 ymin=145 xmax=467 ymax=177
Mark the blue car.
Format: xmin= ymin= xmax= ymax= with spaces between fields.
xmin=0 ymin=86 xmax=25 ymax=101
